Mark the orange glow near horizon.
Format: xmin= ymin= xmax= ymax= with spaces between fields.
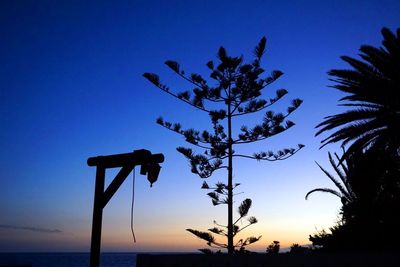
xmin=97 ymin=220 xmax=317 ymax=252
xmin=99 ymin=229 xmax=311 ymax=252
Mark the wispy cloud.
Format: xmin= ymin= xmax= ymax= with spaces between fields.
xmin=0 ymin=224 xmax=62 ymax=234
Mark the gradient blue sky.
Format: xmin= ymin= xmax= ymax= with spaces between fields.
xmin=1 ymin=0 xmax=400 ymax=252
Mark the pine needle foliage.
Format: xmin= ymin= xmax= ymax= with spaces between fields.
xmin=144 ymin=37 xmax=303 ymax=253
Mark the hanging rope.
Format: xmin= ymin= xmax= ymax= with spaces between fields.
xmin=131 ymin=168 xmax=136 ymax=243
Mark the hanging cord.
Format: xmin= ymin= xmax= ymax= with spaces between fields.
xmin=131 ymin=168 xmax=136 ymax=243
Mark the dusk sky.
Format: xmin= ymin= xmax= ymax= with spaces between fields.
xmin=1 ymin=0 xmax=400 ymax=253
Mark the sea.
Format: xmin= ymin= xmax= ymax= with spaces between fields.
xmin=0 ymin=253 xmax=137 ymax=267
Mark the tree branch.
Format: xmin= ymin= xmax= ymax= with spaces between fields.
xmin=232 ymin=99 xmax=279 ymax=117
xmin=149 ymin=78 xmax=212 ymax=112
xmin=157 ymin=121 xmax=213 ymax=148
xmin=236 ymin=223 xmax=253 ymax=234
xmin=208 ymin=242 xmax=228 ymax=249
xmin=177 ymin=72 xmax=227 ymax=103
xmin=233 ymin=127 xmax=287 ymax=144
xmin=232 ymin=146 xmax=303 ymax=161
xmin=214 ymin=220 xmax=227 ymax=229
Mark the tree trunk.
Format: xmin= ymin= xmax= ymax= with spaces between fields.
xmin=227 ymin=91 xmax=234 ymax=254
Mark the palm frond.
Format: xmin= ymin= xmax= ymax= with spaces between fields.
xmin=315 ymin=161 xmax=351 ymax=200
xmin=305 ymin=188 xmax=342 ymax=200
xmin=328 ymin=153 xmax=352 ymax=196
xmin=316 ymin=109 xmax=380 ymax=136
xmin=316 ymin=27 xmax=400 ymax=156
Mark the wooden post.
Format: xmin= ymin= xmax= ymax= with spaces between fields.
xmin=87 ymin=149 xmax=164 ymax=267
xmin=90 ymin=166 xmax=105 ymax=267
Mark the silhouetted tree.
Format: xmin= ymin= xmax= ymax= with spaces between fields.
xmin=316 ymin=27 xmax=400 ymax=160
xmin=312 ymin=27 xmax=400 ymax=251
xmin=266 ymin=241 xmax=280 ymax=254
xmin=144 ymin=37 xmax=303 ymax=253
xmin=307 ymin=148 xmax=400 ymax=251
xmin=306 ymin=151 xmax=356 ymax=205
xmin=306 ymin=149 xmax=380 ymax=225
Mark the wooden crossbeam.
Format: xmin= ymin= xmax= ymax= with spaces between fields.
xmin=88 ymin=149 xmax=164 ymax=267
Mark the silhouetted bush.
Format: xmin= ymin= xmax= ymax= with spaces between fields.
xmin=289 ymin=243 xmax=310 ymax=254
xmin=266 ymin=241 xmax=280 ymax=254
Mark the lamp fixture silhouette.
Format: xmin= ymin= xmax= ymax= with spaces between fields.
xmin=140 ymin=162 xmax=161 ymax=186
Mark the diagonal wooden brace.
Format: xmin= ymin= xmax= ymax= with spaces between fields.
xmin=88 ymin=149 xmax=164 ymax=267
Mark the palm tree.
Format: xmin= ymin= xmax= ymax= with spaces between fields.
xmin=316 ymin=27 xmax=400 ymax=159
xmin=306 ymin=149 xmax=382 ymax=224
xmin=305 ymin=152 xmax=355 ymax=206
xmin=306 ymin=151 xmax=358 ymax=223
xmin=306 ymin=149 xmax=391 ymax=250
